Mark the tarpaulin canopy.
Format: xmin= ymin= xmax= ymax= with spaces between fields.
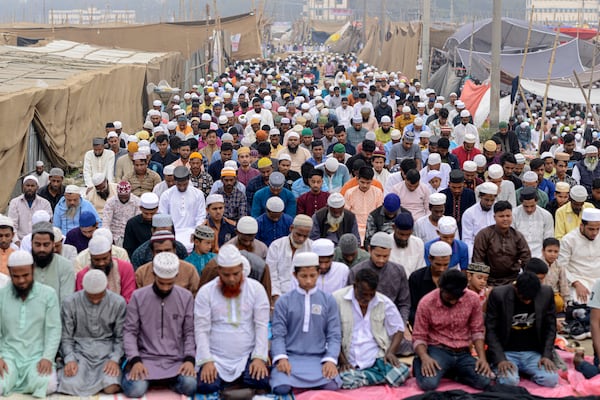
xmin=520 ymin=79 xmax=600 ymax=104
xmin=457 ymin=39 xmax=586 ymax=81
xmin=0 ymin=40 xmax=182 ymax=209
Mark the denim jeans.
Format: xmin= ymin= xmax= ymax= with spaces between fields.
xmin=197 ymin=358 xmax=270 ymax=394
xmin=413 ymin=345 xmax=491 ymax=391
xmin=121 ymin=374 xmax=197 ymax=398
xmin=575 ymin=355 xmax=600 ymax=379
xmin=495 ymin=351 xmax=558 ymax=387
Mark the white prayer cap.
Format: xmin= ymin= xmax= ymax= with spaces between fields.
xmin=174 ymin=109 xmax=186 ymax=117
xmin=402 ymin=106 xmax=411 ymax=113
xmin=487 ymin=164 xmax=503 ymax=179
xmin=153 ymin=252 xmax=180 ymax=278
xmin=53 ymin=227 xmax=64 ymax=243
xmin=224 ymin=160 xmax=238 ymax=170
xmin=570 ymin=185 xmax=588 ymax=202
xmin=460 ymin=110 xmax=470 ymax=118
xmin=473 ymin=154 xmax=487 ymax=168
xmin=237 ymin=216 xmax=258 ymax=234
xmin=417 ymin=102 xmax=426 ymax=108
xmin=325 ymin=157 xmax=339 ymax=172
xmin=429 ymin=241 xmax=452 ymax=257
xmin=428 ymin=153 xmax=441 ymax=165
xmin=266 ymin=197 xmax=285 ymax=212
xmin=420 ymin=131 xmax=431 ymax=139
xmin=514 ymin=153 xmax=526 ymax=164
xmin=0 ymin=215 xmax=13 ymax=229
xmin=293 ymin=252 xmax=319 ymax=267
xmin=540 ymin=151 xmax=554 ymax=160
xmin=140 ymin=193 xmax=159 ymax=209
xmin=35 ymin=160 xmax=44 ymax=167
xmin=218 ymin=115 xmax=228 ymax=124
xmin=585 ymin=145 xmax=598 ymax=155
xmin=148 ymin=109 xmax=161 ymax=117
xmin=8 ymin=250 xmax=33 ymax=267
xmin=88 ymin=236 xmax=112 ymax=256
xmin=437 ymin=216 xmax=458 ymax=235
xmin=463 ymin=160 xmax=477 ymax=172
xmin=464 ymin=134 xmax=476 ymax=144
xmin=391 ymin=129 xmax=402 ymax=140
xmin=522 ymin=171 xmax=538 ymax=183
xmin=277 ymin=106 xmax=287 ymax=113
xmin=312 ymin=238 xmax=335 ymax=257
xmin=163 ymin=165 xmax=175 ymax=176
xmin=327 ymin=193 xmax=345 ymax=208
xmin=23 ymin=175 xmax=39 ymax=185
xmin=153 ymin=99 xmax=162 ymax=107
xmin=92 ymin=172 xmax=106 ymax=186
xmin=520 ymin=121 xmax=528 ymax=129
xmin=369 ymin=232 xmax=393 ymax=249
xmin=201 ymin=113 xmax=212 ymax=122
xmin=582 ymin=208 xmax=600 ymax=222
xmin=478 ymin=182 xmax=498 ymax=195
xmin=217 ymin=244 xmax=243 ymax=268
xmin=429 ymin=193 xmax=447 ymax=205
xmin=281 ymin=117 xmax=291 ymax=124
xmin=93 ymin=228 xmax=113 ymax=245
xmin=292 ymin=214 xmax=313 ymax=228
xmin=381 ymin=116 xmax=391 ymax=123
xmin=107 ymin=131 xmax=119 ymax=139
xmin=206 ymin=194 xmax=225 ymax=207
xmin=32 ymin=210 xmax=51 ymax=225
xmin=414 ymin=117 xmax=424 ymax=126
xmin=65 ymin=184 xmax=81 ymax=195
xmin=82 ymin=269 xmax=108 ymax=294
xmin=365 ymin=131 xmax=376 ymax=141
xmin=114 ymin=121 xmax=123 ymax=129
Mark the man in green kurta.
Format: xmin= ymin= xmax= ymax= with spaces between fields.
xmin=0 ymin=250 xmax=61 ymax=398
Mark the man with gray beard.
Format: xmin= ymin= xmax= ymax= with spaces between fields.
xmin=309 ymin=193 xmax=360 ymax=245
xmin=53 ymin=185 xmax=101 ymax=236
xmin=572 ymin=145 xmax=600 ymax=194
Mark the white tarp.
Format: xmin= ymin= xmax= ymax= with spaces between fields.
xmin=472 ymin=91 xmax=513 ymax=127
xmin=520 ymin=79 xmax=600 ymax=104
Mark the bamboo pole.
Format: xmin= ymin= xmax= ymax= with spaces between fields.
xmin=573 ymin=70 xmax=599 ymax=130
xmin=538 ymin=25 xmax=561 ymax=151
xmin=468 ymin=17 xmax=475 ymax=76
xmin=513 ymin=5 xmax=534 ymax=120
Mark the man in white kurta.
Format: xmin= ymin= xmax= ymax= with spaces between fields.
xmin=83 ymin=138 xmax=115 ymax=188
xmin=388 ymin=212 xmax=426 ymax=277
xmin=195 ymin=245 xmax=270 ymax=395
xmin=557 ymin=208 xmax=600 ymax=305
xmin=158 ymin=166 xmax=206 ymax=252
xmin=266 ymin=215 xmax=314 ymax=300
xmin=461 ymin=182 xmax=498 ymax=260
xmin=512 ymin=187 xmax=554 ymax=258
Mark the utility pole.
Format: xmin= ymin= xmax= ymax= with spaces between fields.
xmin=362 ymin=0 xmax=367 ymax=46
xmin=490 ymin=0 xmax=502 ymax=130
xmin=421 ymin=0 xmax=431 ymax=87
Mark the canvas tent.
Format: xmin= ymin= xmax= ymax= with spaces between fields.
xmin=0 ymin=40 xmax=182 ymax=209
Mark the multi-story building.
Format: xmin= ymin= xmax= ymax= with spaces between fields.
xmin=48 ymin=7 xmax=136 ymax=25
xmin=303 ymin=0 xmax=352 ymax=21
xmin=526 ymin=0 xmax=599 ymax=25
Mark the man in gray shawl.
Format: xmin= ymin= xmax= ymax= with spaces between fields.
xmin=57 ymin=269 xmax=126 ymax=396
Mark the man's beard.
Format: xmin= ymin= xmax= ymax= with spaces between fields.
xmin=584 ymin=157 xmax=598 ymax=172
xmin=219 ymin=276 xmax=243 ymax=298
xmin=91 ymin=260 xmax=114 ymax=277
xmin=24 ymin=192 xmax=36 ymax=201
xmin=13 ymin=281 xmax=33 ymax=299
xmin=481 ymin=203 xmax=492 ymax=212
xmin=326 ymin=212 xmax=343 ymax=232
xmin=382 ymin=127 xmax=391 ymax=133
xmin=288 ymin=144 xmax=298 ymax=154
xmin=394 ymin=235 xmax=408 ymax=248
xmin=33 ymin=251 xmax=54 ymax=268
xmin=290 ymin=235 xmax=305 ymax=249
xmin=66 ymin=205 xmax=78 ymax=219
xmin=97 ymin=189 xmax=109 ymax=200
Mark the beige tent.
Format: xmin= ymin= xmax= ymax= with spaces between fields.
xmin=358 ymin=19 xmax=421 ymax=77
xmin=0 ymin=13 xmax=262 ymax=61
xmin=0 ymin=40 xmax=182 ymax=209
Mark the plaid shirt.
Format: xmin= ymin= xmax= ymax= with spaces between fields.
xmin=191 ymin=172 xmax=214 ymax=197
xmin=216 ymin=187 xmax=248 ymax=221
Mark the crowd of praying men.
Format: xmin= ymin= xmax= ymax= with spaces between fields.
xmin=1 ymin=54 xmax=600 ymax=399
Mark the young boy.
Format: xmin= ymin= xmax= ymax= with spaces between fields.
xmin=185 ymin=225 xmax=216 ymax=276
xmin=270 ymin=252 xmax=342 ymax=396
xmin=466 ymin=262 xmax=490 ymax=307
xmin=204 ymin=194 xmax=237 ymax=252
xmin=541 ymin=237 xmax=570 ymax=312
xmin=427 ymin=170 xmax=442 ymax=193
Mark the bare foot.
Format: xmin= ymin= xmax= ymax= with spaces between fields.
xmin=573 ymin=350 xmax=585 ymax=368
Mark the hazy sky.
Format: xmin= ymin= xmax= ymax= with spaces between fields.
xmin=0 ymin=0 xmax=527 ymax=24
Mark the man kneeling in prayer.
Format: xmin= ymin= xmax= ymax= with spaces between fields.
xmin=270 ymin=252 xmax=342 ymax=395
xmin=333 ymin=268 xmax=410 ymax=389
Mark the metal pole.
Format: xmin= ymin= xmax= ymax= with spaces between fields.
xmin=490 ymin=0 xmax=502 ymax=131
xmin=422 ymin=0 xmax=431 ymax=87
xmin=362 ymin=0 xmax=368 ymax=46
